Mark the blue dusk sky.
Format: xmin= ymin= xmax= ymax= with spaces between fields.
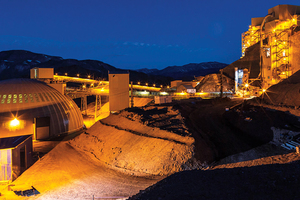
xmin=0 ymin=0 xmax=299 ymax=70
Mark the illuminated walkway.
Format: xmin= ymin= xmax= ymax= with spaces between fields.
xmin=53 ymin=75 xmax=162 ymax=95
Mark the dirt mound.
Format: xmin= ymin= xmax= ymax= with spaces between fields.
xmin=10 ymin=142 xmax=160 ymax=200
xmin=195 ymin=73 xmax=233 ymax=92
xmin=259 ymin=70 xmax=300 ymax=107
xmin=119 ymin=105 xmax=190 ymax=136
xmin=133 ymin=97 xmax=153 ymax=107
xmin=70 ymin=114 xmax=194 ymax=176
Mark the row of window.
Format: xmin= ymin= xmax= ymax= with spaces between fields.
xmin=0 ymin=92 xmax=55 ymax=104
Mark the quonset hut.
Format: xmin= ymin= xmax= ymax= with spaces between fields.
xmin=0 ymin=79 xmax=84 ymax=140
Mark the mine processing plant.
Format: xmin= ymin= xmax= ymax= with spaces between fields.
xmin=31 ymin=67 xmax=163 ymax=117
xmin=241 ymin=5 xmax=300 ymax=90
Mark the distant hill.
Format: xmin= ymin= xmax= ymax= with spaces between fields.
xmin=0 ymin=50 xmax=227 ymax=84
xmin=137 ymin=62 xmax=228 ymax=80
xmin=136 ymin=68 xmax=159 ymax=74
xmin=0 ymin=50 xmax=172 ymax=85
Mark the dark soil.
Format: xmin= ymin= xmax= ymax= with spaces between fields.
xmin=122 ymin=98 xmax=300 ymax=164
xmin=129 ymin=160 xmax=300 ymax=200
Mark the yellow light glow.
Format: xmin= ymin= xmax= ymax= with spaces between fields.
xmin=77 ymin=74 xmax=80 ymax=77
xmin=10 ymin=118 xmax=20 ymax=127
xmin=145 ymin=83 xmax=148 ymax=86
xmin=245 ymin=83 xmax=249 ymax=88
xmin=5 ymin=118 xmax=25 ymax=131
xmin=160 ymin=92 xmax=168 ymax=95
xmin=160 ymin=85 xmax=163 ymax=87
xmin=262 ymin=89 xmax=266 ymax=93
xmin=153 ymin=84 xmax=156 ymax=87
xmin=65 ymin=73 xmax=68 ymax=76
xmin=138 ymin=82 xmax=140 ymax=85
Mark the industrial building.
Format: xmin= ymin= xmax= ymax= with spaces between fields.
xmin=241 ymin=4 xmax=300 ymax=90
xmin=0 ymin=79 xmax=84 ymax=140
xmin=0 ymin=135 xmax=33 ymax=181
xmin=0 ymin=78 xmax=84 ymax=181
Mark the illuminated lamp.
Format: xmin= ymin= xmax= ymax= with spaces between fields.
xmin=167 ymin=86 xmax=170 ymax=88
xmin=10 ymin=118 xmax=20 ymax=127
xmin=77 ymin=74 xmax=80 ymax=77
xmin=145 ymin=83 xmax=148 ymax=86
xmin=88 ymin=75 xmax=91 ymax=78
xmin=138 ymin=82 xmax=140 ymax=85
xmin=6 ymin=118 xmax=25 ymax=131
xmin=245 ymin=83 xmax=249 ymax=88
xmin=262 ymin=89 xmax=266 ymax=93
xmin=160 ymin=85 xmax=163 ymax=88
xmin=65 ymin=73 xmax=68 ymax=76
xmin=153 ymin=84 xmax=156 ymax=87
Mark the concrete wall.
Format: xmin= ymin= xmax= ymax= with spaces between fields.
xmin=109 ymin=73 xmax=129 ymax=112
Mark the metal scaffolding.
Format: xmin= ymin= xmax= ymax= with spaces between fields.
xmin=242 ymin=25 xmax=261 ymax=57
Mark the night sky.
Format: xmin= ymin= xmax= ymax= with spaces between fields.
xmin=1 ymin=0 xmax=300 ymax=70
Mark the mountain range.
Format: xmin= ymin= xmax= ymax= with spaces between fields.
xmin=0 ymin=50 xmax=228 ymax=84
xmin=137 ymin=62 xmax=228 ymax=80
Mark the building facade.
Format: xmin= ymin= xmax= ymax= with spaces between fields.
xmin=242 ymin=5 xmax=300 ymax=89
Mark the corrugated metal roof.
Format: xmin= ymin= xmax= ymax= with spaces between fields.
xmin=0 ymin=135 xmax=31 ymax=149
xmin=0 ymin=78 xmax=84 ymax=138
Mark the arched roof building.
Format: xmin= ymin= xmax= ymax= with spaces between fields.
xmin=0 ymin=79 xmax=83 ymax=139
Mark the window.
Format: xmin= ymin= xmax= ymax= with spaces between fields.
xmin=34 ymin=68 xmax=38 ymax=78
xmin=7 ymin=94 xmax=12 ymax=104
xmin=13 ymin=94 xmax=17 ymax=103
xmin=24 ymin=94 xmax=28 ymax=103
xmin=265 ymin=48 xmax=270 ymax=58
xmin=1 ymin=95 xmax=6 ymax=104
xmin=29 ymin=94 xmax=34 ymax=103
xmin=19 ymin=94 xmax=23 ymax=103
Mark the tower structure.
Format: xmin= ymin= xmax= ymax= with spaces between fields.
xmin=242 ymin=5 xmax=300 ymax=89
